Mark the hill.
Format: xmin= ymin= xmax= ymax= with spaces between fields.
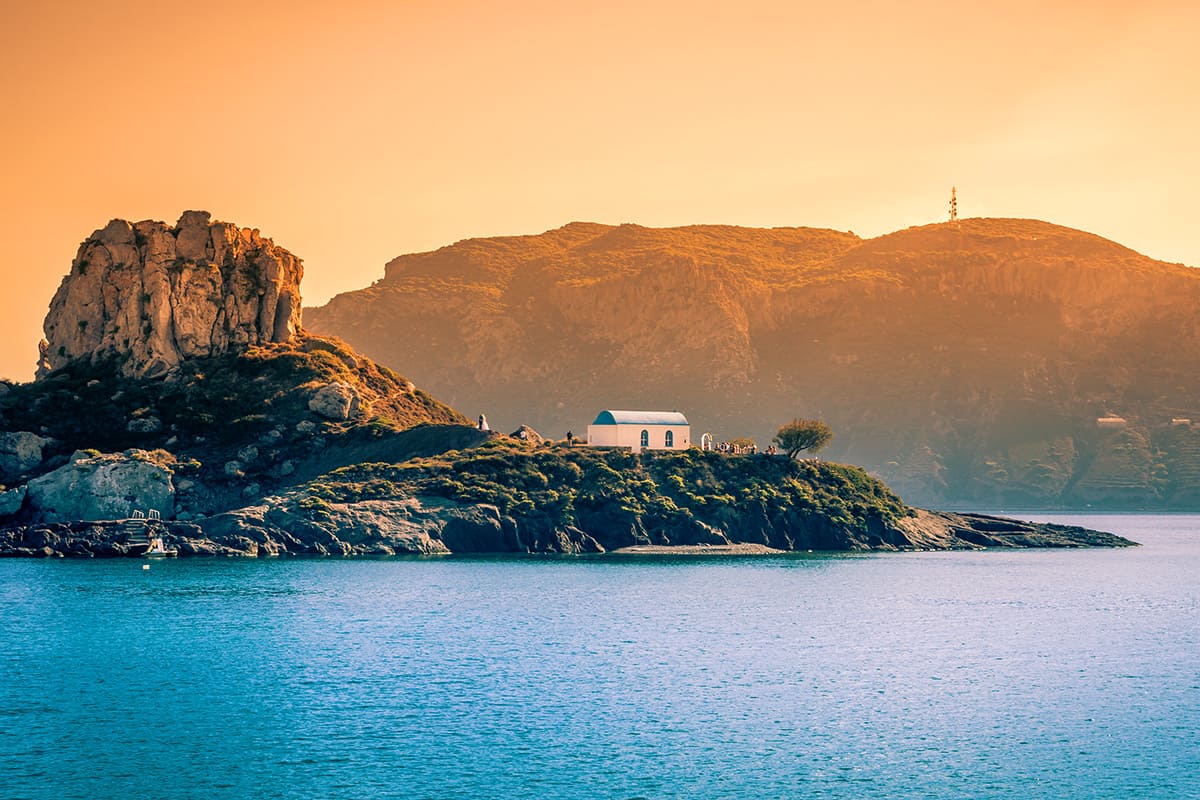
xmin=1 ymin=335 xmax=469 ymax=520
xmin=306 ymin=218 xmax=1200 ymax=509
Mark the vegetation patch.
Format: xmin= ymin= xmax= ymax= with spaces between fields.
xmin=300 ymin=440 xmax=911 ymax=540
xmin=0 ymin=335 xmax=466 ymax=508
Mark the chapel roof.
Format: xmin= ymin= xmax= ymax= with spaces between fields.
xmin=591 ymin=410 xmax=689 ymax=426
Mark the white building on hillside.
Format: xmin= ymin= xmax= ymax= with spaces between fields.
xmin=586 ymin=410 xmax=690 ymax=451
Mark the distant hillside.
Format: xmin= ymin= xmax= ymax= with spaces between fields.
xmin=306 ymin=218 xmax=1200 ymax=509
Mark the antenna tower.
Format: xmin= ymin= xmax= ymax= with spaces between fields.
xmin=949 ymin=186 xmax=958 ymax=222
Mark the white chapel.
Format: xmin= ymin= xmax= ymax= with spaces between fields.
xmin=586 ymin=410 xmax=690 ymax=451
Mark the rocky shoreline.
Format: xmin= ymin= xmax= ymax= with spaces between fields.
xmin=0 ymin=505 xmax=1136 ymax=559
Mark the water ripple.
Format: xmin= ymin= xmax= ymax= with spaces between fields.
xmin=0 ymin=515 xmax=1196 ymax=799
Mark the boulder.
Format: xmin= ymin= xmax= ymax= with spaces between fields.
xmin=308 ymin=382 xmax=361 ymax=420
xmin=436 ymin=504 xmax=510 ymax=552
xmin=509 ymin=425 xmax=546 ymax=444
xmin=0 ymin=485 xmax=27 ymax=517
xmin=174 ymin=210 xmax=212 ymax=260
xmin=25 ymin=451 xmax=174 ymax=522
xmin=126 ymin=417 xmax=162 ymax=434
xmin=0 ymin=431 xmax=51 ymax=481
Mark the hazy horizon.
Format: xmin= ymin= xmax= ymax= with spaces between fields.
xmin=2 ymin=0 xmax=1198 ymax=381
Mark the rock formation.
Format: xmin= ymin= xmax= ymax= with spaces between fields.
xmin=39 ymin=211 xmax=303 ymax=379
xmin=0 ymin=431 xmax=52 ymax=483
xmin=197 ymin=496 xmax=513 ymax=556
xmin=308 ymin=382 xmax=362 ymax=420
xmin=24 ymin=450 xmax=175 ymax=523
xmin=0 ymin=486 xmax=26 ymax=517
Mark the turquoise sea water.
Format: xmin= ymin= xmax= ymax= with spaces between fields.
xmin=1 ymin=514 xmax=1197 ymax=800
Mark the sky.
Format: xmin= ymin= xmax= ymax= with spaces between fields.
xmin=1 ymin=0 xmax=1198 ymax=381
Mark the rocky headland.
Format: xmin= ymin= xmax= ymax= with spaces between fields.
xmin=0 ymin=440 xmax=1133 ymax=558
xmin=2 ymin=212 xmax=466 ymax=530
xmin=0 ymin=213 xmax=1136 ymax=557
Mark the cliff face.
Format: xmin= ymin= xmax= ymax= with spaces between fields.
xmin=39 ymin=211 xmax=303 ymax=379
xmin=305 ymin=218 xmax=1200 ymax=509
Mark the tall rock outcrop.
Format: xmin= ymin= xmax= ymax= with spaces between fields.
xmin=39 ymin=211 xmax=303 ymax=378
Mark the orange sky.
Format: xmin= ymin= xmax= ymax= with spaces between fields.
xmin=2 ymin=0 xmax=1198 ymax=381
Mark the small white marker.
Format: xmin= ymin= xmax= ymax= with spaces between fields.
xmin=142 ymin=564 xmax=150 ymax=570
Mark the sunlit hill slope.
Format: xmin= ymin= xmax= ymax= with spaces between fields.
xmin=306 ymin=218 xmax=1200 ymax=509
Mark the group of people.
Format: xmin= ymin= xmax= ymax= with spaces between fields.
xmin=714 ymin=441 xmax=756 ymax=455
xmin=705 ymin=441 xmax=780 ymax=456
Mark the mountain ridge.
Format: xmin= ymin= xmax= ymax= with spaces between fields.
xmin=306 ymin=216 xmax=1200 ymax=509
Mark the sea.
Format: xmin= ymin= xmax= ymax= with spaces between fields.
xmin=1 ymin=513 xmax=1196 ymax=800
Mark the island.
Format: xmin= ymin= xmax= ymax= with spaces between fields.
xmin=0 ymin=213 xmax=1136 ymax=557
